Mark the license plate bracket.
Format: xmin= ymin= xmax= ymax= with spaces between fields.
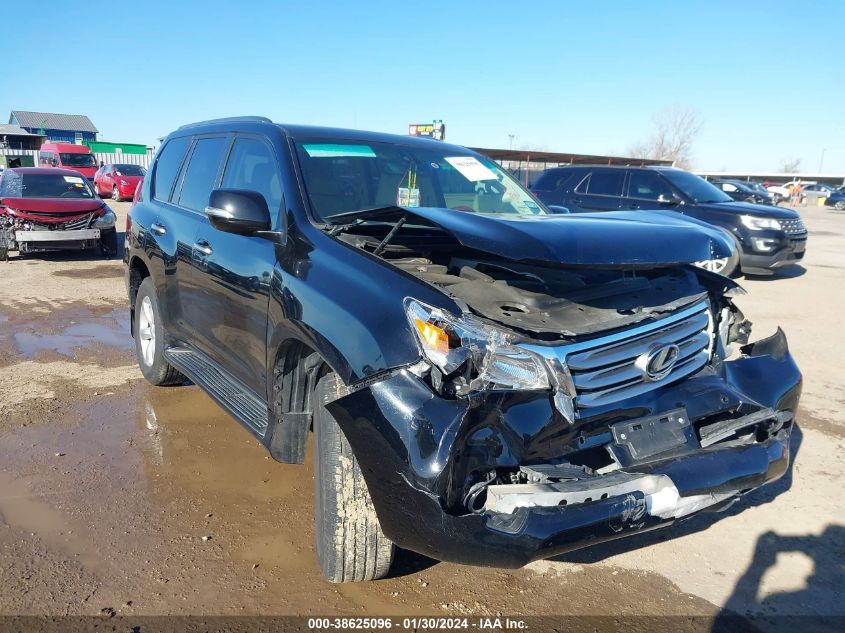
xmin=610 ymin=408 xmax=699 ymax=465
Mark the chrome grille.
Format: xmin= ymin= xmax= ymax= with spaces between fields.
xmin=526 ymin=301 xmax=713 ymax=410
xmin=58 ymin=213 xmax=94 ymax=230
xmin=781 ymin=218 xmax=806 ymax=235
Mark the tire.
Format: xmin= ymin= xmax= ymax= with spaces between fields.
xmin=835 ymin=201 xmax=845 ymax=211
xmin=313 ymin=373 xmax=393 ymax=583
xmin=696 ymin=230 xmax=741 ymax=277
xmin=720 ymin=231 xmax=742 ymax=277
xmin=99 ymin=228 xmax=118 ymax=257
xmin=112 ymin=186 xmax=121 ymax=202
xmin=134 ymin=277 xmax=185 ymax=386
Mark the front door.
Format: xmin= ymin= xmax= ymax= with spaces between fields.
xmin=190 ymin=135 xmax=282 ymax=392
xmin=624 ymin=170 xmax=680 ymax=211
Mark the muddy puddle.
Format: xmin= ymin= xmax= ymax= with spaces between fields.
xmin=0 ymin=382 xmax=717 ymax=618
xmin=0 ymin=304 xmax=133 ymax=359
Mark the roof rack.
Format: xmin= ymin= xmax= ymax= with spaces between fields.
xmin=177 ymin=116 xmax=273 ymax=130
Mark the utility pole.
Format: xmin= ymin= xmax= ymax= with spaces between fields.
xmin=508 ymin=134 xmax=516 ymax=150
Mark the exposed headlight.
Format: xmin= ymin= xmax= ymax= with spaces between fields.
xmin=405 ymin=298 xmax=550 ymax=391
xmin=740 ymin=215 xmax=781 ymax=231
xmin=93 ymin=209 xmax=117 ymax=228
xmin=120 ymin=179 xmax=130 ymax=186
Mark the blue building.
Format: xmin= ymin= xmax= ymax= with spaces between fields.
xmin=9 ymin=110 xmax=98 ymax=144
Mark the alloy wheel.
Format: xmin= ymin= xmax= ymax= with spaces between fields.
xmin=138 ymin=296 xmax=156 ymax=367
xmin=694 ymin=258 xmax=729 ymax=274
xmin=112 ymin=186 xmax=119 ymax=201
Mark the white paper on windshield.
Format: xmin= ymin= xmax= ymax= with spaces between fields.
xmin=63 ymin=176 xmax=84 ymax=183
xmin=444 ymin=156 xmax=497 ymax=181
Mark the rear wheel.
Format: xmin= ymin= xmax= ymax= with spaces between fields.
xmin=313 ymin=373 xmax=394 ymax=582
xmin=134 ymin=277 xmax=185 ymax=386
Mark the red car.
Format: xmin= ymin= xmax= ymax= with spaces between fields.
xmin=0 ymin=167 xmax=118 ymax=260
xmin=94 ymin=163 xmax=146 ymax=201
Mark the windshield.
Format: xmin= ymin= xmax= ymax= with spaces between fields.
xmin=292 ymin=138 xmax=546 ymax=222
xmin=0 ymin=172 xmax=95 ymax=198
xmin=59 ymin=153 xmax=97 ymax=168
xmin=114 ymin=164 xmax=146 ymax=176
xmin=662 ymin=170 xmax=733 ymax=203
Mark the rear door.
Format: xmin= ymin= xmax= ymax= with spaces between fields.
xmin=144 ymin=134 xmax=229 ymax=340
xmin=189 ymin=134 xmax=281 ymax=391
xmin=569 ymin=168 xmax=625 ymax=212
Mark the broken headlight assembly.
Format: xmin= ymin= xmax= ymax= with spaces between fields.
xmin=93 ymin=208 xmax=117 ymax=228
xmin=405 ymin=298 xmax=550 ymax=394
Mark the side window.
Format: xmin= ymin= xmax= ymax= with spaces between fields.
xmin=153 ymin=137 xmax=190 ymax=201
xmin=176 ymin=137 xmax=229 ymax=211
xmin=585 ymin=170 xmax=624 ymax=196
xmin=574 ymin=173 xmax=590 ymax=194
xmin=627 ymin=171 xmax=674 ymax=200
xmin=723 ymin=183 xmax=737 ymax=192
xmin=532 ymin=169 xmax=575 ymax=192
xmin=221 ymin=137 xmax=283 ymax=213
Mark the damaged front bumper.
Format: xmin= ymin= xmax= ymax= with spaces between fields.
xmin=327 ymin=328 xmax=801 ymax=568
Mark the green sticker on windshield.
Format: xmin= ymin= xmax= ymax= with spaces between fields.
xmin=303 ymin=144 xmax=376 ymax=158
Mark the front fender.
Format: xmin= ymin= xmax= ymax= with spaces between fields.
xmin=266 ymin=226 xmax=456 ymax=387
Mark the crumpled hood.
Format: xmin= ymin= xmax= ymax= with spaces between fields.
xmin=0 ymin=197 xmax=105 ymax=222
xmin=365 ymin=207 xmax=734 ymax=267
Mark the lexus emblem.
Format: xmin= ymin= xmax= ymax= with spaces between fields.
xmin=635 ymin=343 xmax=681 ymax=382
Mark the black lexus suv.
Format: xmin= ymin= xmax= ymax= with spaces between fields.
xmin=125 ymin=117 xmax=802 ymax=583
xmin=531 ymin=165 xmax=807 ymax=276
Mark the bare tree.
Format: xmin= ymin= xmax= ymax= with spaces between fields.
xmin=628 ymin=105 xmax=703 ymax=169
xmin=779 ymin=158 xmax=802 ymax=173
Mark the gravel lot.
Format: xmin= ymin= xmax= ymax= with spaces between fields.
xmin=0 ymin=200 xmax=843 ymax=627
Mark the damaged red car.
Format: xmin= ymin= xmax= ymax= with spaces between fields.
xmin=0 ymin=167 xmax=118 ymax=260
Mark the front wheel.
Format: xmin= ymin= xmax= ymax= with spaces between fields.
xmin=134 ymin=277 xmax=185 ymax=386
xmin=835 ymin=201 xmax=845 ymax=211
xmin=313 ymin=373 xmax=394 ymax=582
xmin=112 ymin=186 xmax=121 ymax=202
xmin=695 ymin=231 xmax=741 ymax=277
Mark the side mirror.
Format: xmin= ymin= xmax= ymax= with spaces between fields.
xmin=657 ymin=193 xmax=681 ymax=206
xmin=206 ymin=189 xmax=272 ymax=236
xmin=51 ymin=159 xmax=58 ymax=167
xmin=547 ymin=205 xmax=571 ymax=214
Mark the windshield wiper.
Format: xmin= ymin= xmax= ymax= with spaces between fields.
xmin=324 ymin=205 xmax=409 ymax=236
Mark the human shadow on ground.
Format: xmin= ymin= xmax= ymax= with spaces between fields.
xmin=712 ymin=525 xmax=845 ymax=632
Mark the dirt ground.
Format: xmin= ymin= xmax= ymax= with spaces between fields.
xmin=0 ymin=200 xmax=843 ymax=627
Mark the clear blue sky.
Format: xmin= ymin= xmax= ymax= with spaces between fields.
xmin=2 ymin=0 xmax=842 ymax=172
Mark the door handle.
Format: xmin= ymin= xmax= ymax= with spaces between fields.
xmin=193 ymin=240 xmax=213 ymax=257
xmin=629 ymin=202 xmax=640 ymax=209
xmin=150 ymin=222 xmax=166 ymax=236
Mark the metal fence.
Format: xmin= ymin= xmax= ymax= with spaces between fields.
xmin=0 ymin=147 xmax=154 ymax=169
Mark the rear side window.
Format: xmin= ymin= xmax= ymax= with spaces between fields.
xmin=627 ymin=171 xmax=675 ymax=200
xmin=153 ymin=137 xmax=190 ymax=201
xmin=176 ymin=137 xmax=229 ymax=211
xmin=222 ymin=137 xmax=282 ymax=213
xmin=575 ymin=170 xmax=625 ymax=196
